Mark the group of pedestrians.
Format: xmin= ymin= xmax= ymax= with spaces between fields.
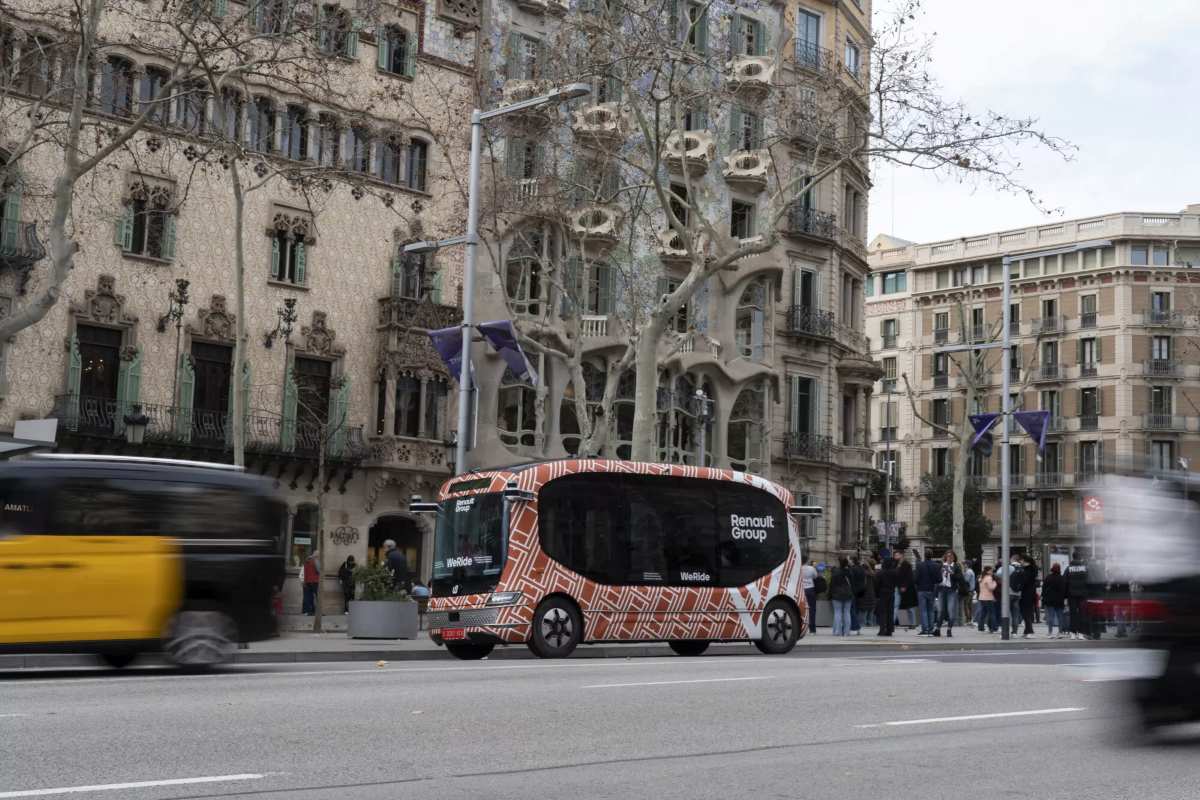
xmin=803 ymin=546 xmax=1114 ymax=641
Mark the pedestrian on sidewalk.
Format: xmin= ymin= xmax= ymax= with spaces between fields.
xmin=337 ymin=554 xmax=357 ymax=614
xmin=301 ymin=551 xmax=320 ymax=616
xmin=977 ymin=566 xmax=999 ymax=633
xmin=1019 ymin=554 xmax=1039 ymax=638
xmin=876 ymin=558 xmax=898 ymax=636
xmin=1007 ymin=555 xmax=1025 ymax=633
xmin=1042 ymin=562 xmax=1067 ymax=638
xmin=385 ymin=539 xmax=411 ymax=592
xmin=897 ymin=555 xmax=917 ymax=630
xmin=935 ymin=550 xmax=964 ymax=637
xmin=813 ymin=565 xmax=828 ymax=634
xmin=962 ymin=560 xmax=977 ymax=626
xmin=830 ymin=557 xmax=855 ymax=636
xmin=800 ymin=557 xmax=818 ymax=635
xmin=916 ymin=550 xmax=940 ymax=635
xmin=849 ymin=556 xmax=867 ymax=634
xmin=859 ymin=559 xmax=877 ymax=629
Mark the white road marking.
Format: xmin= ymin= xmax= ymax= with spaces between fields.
xmin=855 ymin=707 xmax=1087 ymax=729
xmin=0 ymin=714 xmax=27 ymax=718
xmin=0 ymin=773 xmax=266 ymax=798
xmin=584 ymin=676 xmax=771 ymax=689
xmin=874 ymin=658 xmax=936 ymax=664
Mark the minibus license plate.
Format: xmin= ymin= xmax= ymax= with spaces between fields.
xmin=442 ymin=628 xmax=466 ymax=640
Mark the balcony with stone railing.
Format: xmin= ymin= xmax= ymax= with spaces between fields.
xmin=580 ymin=314 xmax=610 ymax=338
xmin=726 ymin=53 xmax=775 ymax=97
xmin=1145 ymin=359 xmax=1180 ymax=378
xmin=1144 ymin=413 xmax=1190 ymax=431
xmin=665 ymin=129 xmax=716 ymax=176
xmin=570 ymin=203 xmax=622 ymax=249
xmin=1035 ymin=363 xmax=1061 ymax=382
xmin=1144 ymin=309 xmax=1185 ymax=327
xmin=571 ymin=102 xmax=627 ymax=149
xmin=1030 ymin=315 xmax=1066 ymax=336
xmin=722 ymin=150 xmax=769 ymax=193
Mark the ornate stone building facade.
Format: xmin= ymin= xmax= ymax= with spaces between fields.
xmin=867 ymin=205 xmax=1200 ymax=558
xmin=0 ymin=0 xmax=477 ymax=612
xmin=461 ymin=0 xmax=881 ymax=560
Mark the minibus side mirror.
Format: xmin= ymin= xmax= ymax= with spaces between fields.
xmin=503 ymin=481 xmax=536 ymax=503
xmin=789 ymin=505 xmax=823 ymax=517
xmin=409 ymin=495 xmax=439 ymax=514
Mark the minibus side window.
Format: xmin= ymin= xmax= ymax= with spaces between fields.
xmin=714 ymin=483 xmax=788 ymax=586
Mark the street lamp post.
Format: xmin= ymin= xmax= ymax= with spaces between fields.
xmin=852 ymin=480 xmax=868 ymax=556
xmin=156 ymin=278 xmax=190 ymax=409
xmin=405 ymin=83 xmax=591 ymax=477
xmin=694 ymin=388 xmax=714 ymax=466
xmin=1024 ymin=490 xmax=1038 ymax=558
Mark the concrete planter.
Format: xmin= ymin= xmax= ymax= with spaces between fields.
xmin=348 ymin=600 xmax=419 ymax=639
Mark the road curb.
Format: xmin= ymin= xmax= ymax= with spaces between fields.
xmin=0 ymin=638 xmax=1124 ymax=670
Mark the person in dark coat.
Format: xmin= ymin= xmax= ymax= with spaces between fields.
xmin=384 ymin=539 xmax=410 ymax=591
xmin=1042 ymin=562 xmax=1067 ymax=638
xmin=337 ymin=555 xmax=357 ymax=614
xmin=875 ymin=559 xmax=898 ymax=636
xmin=897 ymin=557 xmax=918 ymax=629
xmin=1019 ymin=555 xmax=1039 ymax=637
xmin=858 ymin=559 xmax=877 ymax=629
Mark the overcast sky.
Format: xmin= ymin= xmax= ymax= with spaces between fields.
xmin=868 ymin=0 xmax=1200 ymax=244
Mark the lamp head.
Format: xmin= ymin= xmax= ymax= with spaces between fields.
xmin=551 ymin=82 xmax=592 ymax=102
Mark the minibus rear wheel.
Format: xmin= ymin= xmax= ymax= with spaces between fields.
xmin=754 ymin=599 xmax=800 ymax=655
xmin=445 ymin=642 xmax=494 ymax=660
xmin=668 ymin=640 xmax=710 ymax=656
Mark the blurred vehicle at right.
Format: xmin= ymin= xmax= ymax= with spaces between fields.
xmin=1098 ymin=473 xmax=1200 ymax=733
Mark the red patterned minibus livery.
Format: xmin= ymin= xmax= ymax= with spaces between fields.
xmin=420 ymin=460 xmax=807 ymax=660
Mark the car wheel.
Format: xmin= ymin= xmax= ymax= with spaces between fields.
xmin=528 ymin=597 xmax=582 ymax=659
xmin=754 ymin=599 xmax=800 ymax=655
xmin=445 ymin=642 xmax=495 ymax=660
xmin=98 ymin=650 xmax=139 ymax=669
xmin=668 ymin=640 xmax=710 ymax=656
xmin=164 ymin=609 xmax=237 ymax=668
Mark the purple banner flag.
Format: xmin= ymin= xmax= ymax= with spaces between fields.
xmin=1014 ymin=410 xmax=1051 ymax=453
xmin=478 ymin=320 xmax=539 ymax=385
xmin=428 ymin=325 xmax=464 ymax=383
xmin=969 ymin=413 xmax=1000 ymax=455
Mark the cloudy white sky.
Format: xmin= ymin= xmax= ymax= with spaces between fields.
xmin=868 ymin=0 xmax=1200 ymax=244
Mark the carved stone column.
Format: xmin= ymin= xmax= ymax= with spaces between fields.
xmin=383 ymin=368 xmax=397 ymax=436
xmin=417 ymin=375 xmax=429 ymax=438
xmin=859 ymin=387 xmax=869 ymax=448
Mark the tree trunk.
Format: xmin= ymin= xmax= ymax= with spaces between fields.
xmin=230 ymin=162 xmax=247 ymax=467
xmin=951 ymin=428 xmax=970 ymax=555
xmin=629 ymin=323 xmax=664 ymax=462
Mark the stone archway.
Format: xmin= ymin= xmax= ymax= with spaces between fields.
xmin=368 ymin=515 xmax=428 ymax=583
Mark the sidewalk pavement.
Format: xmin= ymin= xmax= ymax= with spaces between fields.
xmin=1 ymin=619 xmax=1122 ymax=670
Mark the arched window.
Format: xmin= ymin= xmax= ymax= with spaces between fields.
xmin=735 ymin=278 xmax=769 ymax=361
xmin=406 ymin=139 xmax=428 ymax=191
xmin=378 ymin=25 xmax=416 ymax=77
xmin=141 ymin=66 xmax=171 ymax=125
xmin=424 ymin=377 xmax=448 ymax=438
xmin=173 ymin=79 xmax=207 ymax=135
xmin=216 ymin=87 xmax=242 ymax=139
xmin=656 ymin=373 xmax=709 ymax=466
xmin=318 ymin=113 xmax=340 ymax=166
xmin=99 ymin=56 xmax=134 ymax=116
xmin=561 ymin=361 xmax=605 ymax=457
xmin=394 ymin=374 xmax=420 ymax=436
xmin=498 ymin=367 xmax=537 ymax=448
xmin=346 ymin=125 xmax=371 ymax=173
xmin=728 ymin=379 xmax=766 ymax=474
xmin=613 ymin=369 xmax=635 ymax=459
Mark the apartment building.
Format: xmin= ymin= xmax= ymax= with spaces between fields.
xmin=463 ymin=0 xmax=881 ymax=559
xmin=0 ymin=1 xmax=476 ymax=611
xmin=866 ymin=205 xmax=1200 ymax=555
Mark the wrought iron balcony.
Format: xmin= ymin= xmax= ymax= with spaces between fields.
xmin=784 ymin=204 xmax=837 ymax=240
xmin=1009 ymin=367 xmax=1022 ymax=383
xmin=1079 ymin=363 xmax=1097 ymax=378
xmin=878 ymin=426 xmax=897 ymax=442
xmin=1145 ymin=359 xmax=1180 ymax=377
xmin=794 ymin=41 xmax=833 ymax=72
xmin=53 ymin=394 xmax=366 ymax=460
xmin=1031 ymin=316 xmax=1065 ymax=335
xmin=1146 ymin=309 xmax=1183 ymax=327
xmin=1080 ymin=415 xmax=1099 ymax=431
xmin=931 ymin=422 xmax=950 ymax=437
xmin=1080 ymin=311 xmax=1097 ymax=329
xmin=881 ymin=334 xmax=898 ymax=350
xmin=881 ymin=378 xmax=897 ymax=394
xmin=1144 ymin=413 xmax=1187 ymax=431
xmin=1036 ymin=363 xmax=1061 ymax=381
xmin=783 ymin=431 xmax=833 ymax=462
xmin=1034 ymin=471 xmax=1064 ymax=488
xmin=0 ymin=220 xmax=45 ymax=271
xmin=786 ymin=305 xmax=835 ymax=338
xmin=933 ymin=374 xmax=948 ymax=389
xmin=933 ymin=327 xmax=949 ymax=345
xmin=1046 ymin=415 xmax=1065 ymax=432
xmin=1009 ymin=473 xmax=1027 ymax=489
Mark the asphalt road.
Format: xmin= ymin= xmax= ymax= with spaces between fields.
xmin=1 ymin=648 xmax=1197 ymax=800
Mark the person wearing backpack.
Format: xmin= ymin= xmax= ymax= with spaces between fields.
xmin=830 ymin=557 xmax=856 ymax=636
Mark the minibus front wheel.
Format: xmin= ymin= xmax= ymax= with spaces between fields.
xmin=164 ymin=609 xmax=237 ymax=668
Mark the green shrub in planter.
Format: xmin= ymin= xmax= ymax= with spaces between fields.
xmin=352 ymin=563 xmax=411 ymax=602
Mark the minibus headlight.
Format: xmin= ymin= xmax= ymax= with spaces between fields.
xmin=486 ymin=592 xmax=524 ymax=606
